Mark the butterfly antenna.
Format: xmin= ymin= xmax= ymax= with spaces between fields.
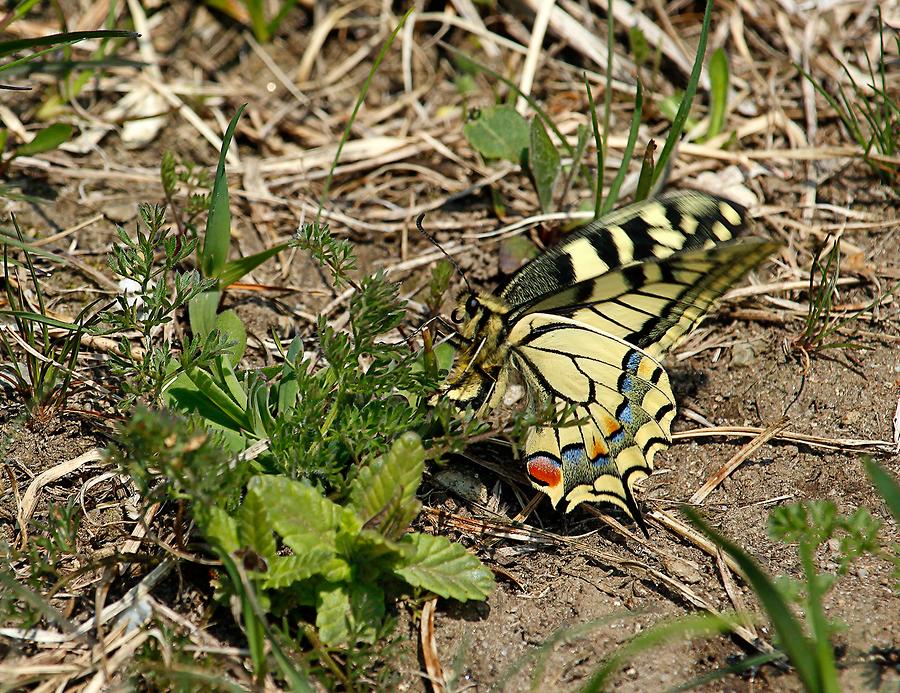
xmin=416 ymin=213 xmax=473 ymax=295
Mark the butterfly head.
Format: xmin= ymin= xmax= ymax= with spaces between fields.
xmin=450 ymin=293 xmax=483 ymax=325
xmin=450 ymin=291 xmax=510 ymax=338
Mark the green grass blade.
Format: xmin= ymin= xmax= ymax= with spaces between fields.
xmin=683 ymin=508 xmax=822 ymax=691
xmin=14 ymin=123 xmax=72 ymax=156
xmin=668 ymin=651 xmax=784 ymax=692
xmin=266 ymin=0 xmax=301 ymax=40
xmin=863 ymin=456 xmax=900 ymax=523
xmin=601 ymin=80 xmax=642 ymax=214
xmin=182 ymin=366 xmax=250 ymax=431
xmin=0 ymin=309 xmax=80 ymax=331
xmin=317 ymin=7 xmax=413 ymax=223
xmin=0 ymin=30 xmax=137 ymax=58
xmin=603 ymin=0 xmax=614 ymax=157
xmin=584 ymin=75 xmax=604 ymax=218
xmin=217 ymin=242 xmax=290 ymax=287
xmin=201 ymin=104 xmax=245 ymax=280
xmin=633 ymin=138 xmax=656 ymax=202
xmin=702 ymin=47 xmax=729 ymax=141
xmin=581 ymin=612 xmax=738 ymax=692
xmin=651 ymin=0 xmax=714 ymax=187
xmin=0 ymin=0 xmax=42 ymax=33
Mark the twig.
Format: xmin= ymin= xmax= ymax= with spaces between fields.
xmin=420 ymin=598 xmax=445 ymax=693
xmin=689 ymin=417 xmax=791 ymax=505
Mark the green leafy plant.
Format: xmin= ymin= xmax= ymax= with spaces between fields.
xmin=184 ymin=105 xmax=290 ymax=342
xmin=458 ymin=0 xmax=717 ymax=218
xmin=207 ymin=433 xmax=493 ymax=645
xmin=0 ymin=24 xmax=137 ymax=197
xmin=791 ymin=236 xmax=898 ymax=371
xmin=0 ymin=5 xmax=139 ymax=121
xmin=798 ymin=8 xmax=898 ymax=189
xmin=685 ymin=490 xmax=885 ymax=693
xmin=97 ymin=203 xmax=225 ymax=409
xmin=159 ymin=151 xmax=213 ymax=234
xmin=110 ymin=409 xmax=493 ymax=685
xmin=0 ymin=218 xmax=91 ymax=423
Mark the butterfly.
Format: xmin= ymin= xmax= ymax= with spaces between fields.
xmin=443 ymin=190 xmax=778 ymax=532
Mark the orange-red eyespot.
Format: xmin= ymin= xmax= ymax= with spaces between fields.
xmin=527 ymin=455 xmax=562 ymax=489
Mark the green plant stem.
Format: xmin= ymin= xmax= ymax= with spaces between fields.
xmin=651 ymin=0 xmax=714 ymax=187
xmin=799 ymin=541 xmax=839 ymax=693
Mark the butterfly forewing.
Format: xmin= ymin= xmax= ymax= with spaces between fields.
xmin=500 ymin=191 xmax=747 ymax=309
xmin=525 ymin=240 xmax=780 ymax=356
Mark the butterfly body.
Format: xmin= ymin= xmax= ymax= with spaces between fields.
xmin=445 ymin=191 xmax=778 ymax=528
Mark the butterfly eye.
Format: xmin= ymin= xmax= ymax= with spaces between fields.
xmin=465 ymin=296 xmax=481 ymax=317
xmin=450 ymin=308 xmax=464 ymax=324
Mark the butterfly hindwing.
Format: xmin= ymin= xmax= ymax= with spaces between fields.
xmin=508 ymin=314 xmax=676 ymax=527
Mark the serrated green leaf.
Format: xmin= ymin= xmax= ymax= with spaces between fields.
xmin=204 ymin=506 xmax=240 ymax=554
xmin=463 ymin=105 xmax=529 ymax=163
xmin=248 ymin=475 xmax=352 ymax=555
xmin=315 ymin=580 xmax=385 ymax=646
xmin=238 ymin=486 xmax=277 ymax=561
xmin=348 ymin=431 xmax=425 ymax=537
xmin=528 ymin=117 xmax=561 ymax=212
xmin=15 ymin=123 xmax=72 ymax=157
xmin=263 ymin=554 xmax=326 ymax=590
xmin=394 ymin=533 xmax=494 ymax=601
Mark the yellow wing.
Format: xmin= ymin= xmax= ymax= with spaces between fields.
xmin=516 ymin=240 xmax=779 ymax=358
xmin=508 ymin=314 xmax=675 ymax=531
xmin=504 ymin=241 xmax=779 ymax=528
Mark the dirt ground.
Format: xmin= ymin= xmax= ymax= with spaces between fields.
xmin=1 ymin=1 xmax=898 ymax=691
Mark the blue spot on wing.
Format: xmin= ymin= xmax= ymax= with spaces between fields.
xmin=610 ymin=428 xmax=626 ymax=443
xmin=617 ymin=402 xmax=633 ymax=424
xmin=562 ymin=445 xmax=586 ymax=465
xmin=626 ymin=352 xmax=642 ymax=373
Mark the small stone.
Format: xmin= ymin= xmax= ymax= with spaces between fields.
xmin=730 ymin=341 xmax=757 ymax=367
xmin=663 ymin=557 xmax=703 ymax=584
xmin=433 ymin=469 xmax=488 ymax=504
xmin=842 ymin=410 xmax=861 ymax=426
